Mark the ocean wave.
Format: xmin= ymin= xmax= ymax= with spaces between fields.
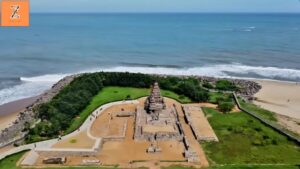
xmin=0 ymin=81 xmax=54 ymax=105
xmin=1 ymin=63 xmax=299 ymax=105
xmin=99 ymin=64 xmax=300 ymax=80
xmin=0 ymin=74 xmax=69 ymax=105
xmin=20 ymin=74 xmax=69 ymax=82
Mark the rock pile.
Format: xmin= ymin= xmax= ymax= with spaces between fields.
xmin=198 ymin=76 xmax=262 ymax=97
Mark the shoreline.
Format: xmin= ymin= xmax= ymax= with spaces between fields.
xmin=0 ymin=96 xmax=39 ymax=131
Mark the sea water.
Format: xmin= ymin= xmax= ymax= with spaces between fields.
xmin=0 ymin=13 xmax=300 ymax=104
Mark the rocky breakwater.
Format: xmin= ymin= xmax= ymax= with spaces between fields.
xmin=199 ymin=77 xmax=262 ymax=99
xmin=232 ymin=79 xmax=262 ymax=98
xmin=0 ymin=74 xmax=79 ymax=148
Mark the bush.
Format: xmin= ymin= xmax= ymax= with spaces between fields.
xmin=175 ymin=81 xmax=209 ymax=102
xmin=203 ymin=81 xmax=214 ymax=89
xmin=218 ymin=101 xmax=234 ymax=113
xmin=216 ymin=80 xmax=237 ymax=91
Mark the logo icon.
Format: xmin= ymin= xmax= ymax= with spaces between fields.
xmin=10 ymin=5 xmax=20 ymax=19
xmin=1 ymin=0 xmax=29 ymax=27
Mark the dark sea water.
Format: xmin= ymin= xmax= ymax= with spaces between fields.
xmin=0 ymin=13 xmax=300 ymax=104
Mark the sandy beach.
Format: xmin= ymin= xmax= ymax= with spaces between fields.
xmin=254 ymin=80 xmax=300 ymax=119
xmin=253 ymin=80 xmax=300 ymax=135
xmin=0 ymin=96 xmax=39 ymax=131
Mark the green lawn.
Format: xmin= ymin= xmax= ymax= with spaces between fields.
xmin=201 ymin=107 xmax=300 ymax=165
xmin=163 ymin=165 xmax=300 ymax=169
xmin=0 ymin=151 xmax=25 ymax=169
xmin=208 ymin=92 xmax=233 ymax=104
xmin=239 ymin=100 xmax=277 ymax=122
xmin=238 ymin=99 xmax=299 ymax=138
xmin=66 ymin=86 xmax=191 ymax=133
xmin=208 ymin=92 xmax=224 ymax=103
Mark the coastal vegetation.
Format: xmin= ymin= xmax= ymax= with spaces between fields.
xmin=26 ymin=72 xmax=208 ymax=142
xmin=239 ymin=99 xmax=277 ymax=122
xmin=208 ymin=92 xmax=235 ymax=113
xmin=201 ymin=108 xmax=300 ymax=164
xmin=215 ymin=80 xmax=238 ymax=91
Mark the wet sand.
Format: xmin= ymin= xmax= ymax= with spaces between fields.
xmin=0 ymin=96 xmax=39 ymax=131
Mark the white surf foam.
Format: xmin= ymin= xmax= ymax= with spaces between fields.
xmin=0 ymin=74 xmax=69 ymax=105
xmin=1 ymin=63 xmax=299 ymax=105
xmin=99 ymin=64 xmax=300 ymax=80
xmin=20 ymin=74 xmax=68 ymax=82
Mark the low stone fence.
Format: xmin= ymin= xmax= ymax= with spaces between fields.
xmin=182 ymin=106 xmax=218 ymax=142
xmin=102 ymin=136 xmax=125 ymax=142
xmin=35 ymin=138 xmax=102 ymax=157
xmin=233 ymin=93 xmax=300 ymax=145
xmin=182 ymin=106 xmax=202 ymax=141
xmin=37 ymin=149 xmax=97 ymax=157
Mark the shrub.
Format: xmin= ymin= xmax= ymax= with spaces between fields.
xmin=218 ymin=101 xmax=235 ymax=113
xmin=252 ymin=139 xmax=263 ymax=146
xmin=216 ymin=80 xmax=237 ymax=91
xmin=203 ymin=81 xmax=214 ymax=89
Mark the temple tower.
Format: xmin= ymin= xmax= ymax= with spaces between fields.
xmin=145 ymin=82 xmax=166 ymax=120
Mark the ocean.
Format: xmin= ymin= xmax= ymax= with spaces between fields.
xmin=0 ymin=13 xmax=300 ymax=105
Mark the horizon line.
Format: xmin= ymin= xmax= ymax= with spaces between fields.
xmin=30 ymin=11 xmax=300 ymax=14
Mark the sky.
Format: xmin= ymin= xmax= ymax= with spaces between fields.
xmin=31 ymin=0 xmax=300 ymax=13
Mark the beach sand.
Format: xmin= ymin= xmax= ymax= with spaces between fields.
xmin=0 ymin=96 xmax=38 ymax=131
xmin=254 ymin=80 xmax=300 ymax=119
xmin=254 ymin=80 xmax=300 ymax=135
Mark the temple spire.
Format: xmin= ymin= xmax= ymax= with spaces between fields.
xmin=145 ymin=82 xmax=166 ymax=120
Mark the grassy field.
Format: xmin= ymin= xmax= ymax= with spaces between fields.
xmin=66 ymin=86 xmax=191 ymax=133
xmin=201 ymin=107 xmax=300 ymax=165
xmin=239 ymin=99 xmax=277 ymax=122
xmin=208 ymin=92 xmax=233 ymax=104
xmin=162 ymin=165 xmax=300 ymax=169
xmin=208 ymin=92 xmax=224 ymax=103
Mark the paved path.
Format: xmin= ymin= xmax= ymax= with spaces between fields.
xmin=0 ymin=100 xmax=138 ymax=161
